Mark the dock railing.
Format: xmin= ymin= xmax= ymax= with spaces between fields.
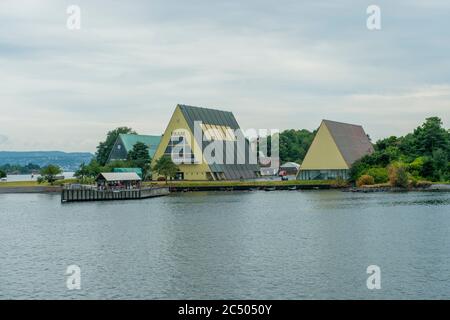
xmin=61 ymin=184 xmax=170 ymax=203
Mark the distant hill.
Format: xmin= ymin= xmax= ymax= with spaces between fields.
xmin=0 ymin=151 xmax=94 ymax=171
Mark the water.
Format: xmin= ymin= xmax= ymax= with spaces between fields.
xmin=0 ymin=190 xmax=449 ymax=299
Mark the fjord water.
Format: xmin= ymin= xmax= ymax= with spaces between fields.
xmin=0 ymin=190 xmax=449 ymax=299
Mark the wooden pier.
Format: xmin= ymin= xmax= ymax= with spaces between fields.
xmin=61 ymin=185 xmax=170 ymax=203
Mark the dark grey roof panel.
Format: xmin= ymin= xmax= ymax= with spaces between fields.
xmin=177 ymin=104 xmax=259 ymax=179
xmin=323 ymin=120 xmax=375 ymax=166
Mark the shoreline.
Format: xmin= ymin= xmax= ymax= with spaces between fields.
xmin=0 ymin=186 xmax=62 ymax=194
xmin=1 ymin=181 xmax=449 ymax=194
xmin=346 ymin=184 xmax=450 ymax=193
xmin=0 ymin=181 xmax=335 ymax=194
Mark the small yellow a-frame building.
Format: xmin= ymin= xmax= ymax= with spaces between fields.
xmin=297 ymin=120 xmax=374 ymax=180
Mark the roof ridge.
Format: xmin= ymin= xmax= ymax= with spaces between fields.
xmin=178 ymin=103 xmax=232 ymax=113
xmin=119 ymin=133 xmax=160 ymax=137
xmin=322 ymin=119 xmax=363 ymax=128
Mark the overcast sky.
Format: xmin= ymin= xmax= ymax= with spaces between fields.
xmin=0 ymin=0 xmax=449 ymax=152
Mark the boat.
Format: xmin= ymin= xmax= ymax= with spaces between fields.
xmin=288 ymin=186 xmax=297 ymax=190
xmin=264 ymin=186 xmax=276 ymax=191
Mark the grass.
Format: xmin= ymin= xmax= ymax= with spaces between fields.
xmin=2 ymin=178 xmax=447 ymax=189
xmin=1 ymin=178 xmax=331 ymax=189
xmin=0 ymin=179 xmax=77 ymax=188
xmin=143 ymin=179 xmax=334 ymax=188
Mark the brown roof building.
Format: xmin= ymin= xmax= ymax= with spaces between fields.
xmin=297 ymin=120 xmax=374 ymax=180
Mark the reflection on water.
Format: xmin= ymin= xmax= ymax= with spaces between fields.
xmin=304 ymin=191 xmax=450 ymax=209
xmin=0 ymin=190 xmax=449 ymax=299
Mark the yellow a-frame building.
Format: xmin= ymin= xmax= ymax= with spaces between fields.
xmin=151 ymin=104 xmax=260 ymax=181
xmin=297 ymin=120 xmax=374 ymax=180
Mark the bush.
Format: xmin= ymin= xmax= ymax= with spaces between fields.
xmin=0 ymin=169 xmax=6 ymax=179
xmin=349 ymin=159 xmax=369 ymax=182
xmin=409 ymin=157 xmax=425 ymax=172
xmin=77 ymin=177 xmax=95 ymax=185
xmin=37 ymin=176 xmax=44 ymax=184
xmin=408 ymin=175 xmax=418 ymax=188
xmin=333 ymin=176 xmax=348 ymax=187
xmin=365 ymin=167 xmax=389 ymax=183
xmin=388 ymin=164 xmax=409 ymax=188
xmin=40 ymin=164 xmax=62 ymax=184
xmin=52 ymin=180 xmax=65 ymax=186
xmin=356 ymin=175 xmax=375 ymax=187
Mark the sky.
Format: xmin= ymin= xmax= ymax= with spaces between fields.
xmin=0 ymin=0 xmax=449 ymax=152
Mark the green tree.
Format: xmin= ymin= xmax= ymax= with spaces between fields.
xmin=349 ymin=117 xmax=449 ymax=183
xmin=102 ymin=160 xmax=133 ymax=172
xmin=349 ymin=158 xmax=370 ymax=182
xmin=74 ymin=161 xmax=99 ymax=183
xmin=279 ymin=129 xmax=315 ymax=163
xmin=432 ymin=148 xmax=448 ymax=181
xmin=128 ymin=142 xmax=149 ymax=161
xmin=408 ymin=157 xmax=426 ymax=178
xmin=420 ymin=157 xmax=435 ymax=180
xmin=95 ymin=127 xmax=136 ymax=166
xmin=74 ymin=162 xmax=89 ymax=180
xmin=0 ymin=169 xmax=6 ymax=179
xmin=75 ymin=159 xmax=103 ymax=180
xmin=86 ymin=159 xmax=103 ymax=177
xmin=398 ymin=133 xmax=419 ymax=161
xmin=0 ymin=163 xmax=41 ymax=175
xmin=40 ymin=165 xmax=62 ymax=184
xmin=412 ymin=117 xmax=449 ymax=156
xmin=127 ymin=142 xmax=151 ymax=179
xmin=152 ymin=156 xmax=178 ymax=183
xmin=375 ymin=136 xmax=399 ymax=152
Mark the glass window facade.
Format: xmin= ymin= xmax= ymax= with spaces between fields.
xmin=298 ymin=169 xmax=349 ymax=180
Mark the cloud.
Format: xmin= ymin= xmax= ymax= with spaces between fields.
xmin=0 ymin=134 xmax=9 ymax=145
xmin=0 ymin=0 xmax=449 ymax=151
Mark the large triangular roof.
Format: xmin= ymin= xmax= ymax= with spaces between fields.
xmin=322 ymin=120 xmax=374 ymax=167
xmin=178 ymin=104 xmax=260 ymax=179
xmin=152 ymin=104 xmax=260 ymax=180
xmin=299 ymin=120 xmax=374 ymax=171
xmin=178 ymin=104 xmax=240 ymax=131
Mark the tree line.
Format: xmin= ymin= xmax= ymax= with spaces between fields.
xmin=0 ymin=163 xmax=41 ymax=175
xmin=351 ymin=117 xmax=449 ymax=186
xmin=0 ymin=163 xmax=64 ymax=184
xmin=71 ymin=116 xmax=449 ymax=185
xmin=74 ymin=127 xmax=178 ymax=183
